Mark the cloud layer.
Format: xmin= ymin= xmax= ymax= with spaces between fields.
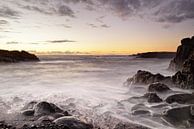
xmin=0 ymin=0 xmax=194 ymax=24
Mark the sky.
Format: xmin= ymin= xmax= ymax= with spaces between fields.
xmin=0 ymin=0 xmax=194 ymax=55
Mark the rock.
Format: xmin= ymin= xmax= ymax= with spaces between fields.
xmin=114 ymin=122 xmax=150 ymax=129
xmin=126 ymin=70 xmax=171 ymax=85
xmin=133 ymin=52 xmax=176 ymax=59
xmin=144 ymin=93 xmax=163 ymax=103
xmin=172 ymin=57 xmax=194 ymax=89
xmin=163 ymin=106 xmax=194 ymax=127
xmin=21 ymin=109 xmax=35 ymax=116
xmin=169 ymin=36 xmax=194 ymax=71
xmin=53 ymin=116 xmax=93 ymax=129
xmin=37 ymin=116 xmax=55 ymax=123
xmin=148 ymin=82 xmax=171 ymax=92
xmin=0 ymin=50 xmax=39 ymax=63
xmin=34 ymin=102 xmax=63 ymax=116
xmin=165 ymin=93 xmax=194 ymax=104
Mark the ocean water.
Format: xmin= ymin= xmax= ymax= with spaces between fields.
xmin=0 ymin=55 xmax=178 ymax=129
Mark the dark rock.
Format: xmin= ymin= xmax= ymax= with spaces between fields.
xmin=144 ymin=93 xmax=163 ymax=103
xmin=163 ymin=106 xmax=194 ymax=127
xmin=0 ymin=50 xmax=39 ymax=63
xmin=114 ymin=122 xmax=150 ymax=129
xmin=133 ymin=52 xmax=176 ymax=59
xmin=53 ymin=116 xmax=93 ymax=129
xmin=126 ymin=70 xmax=171 ymax=85
xmin=172 ymin=58 xmax=194 ymax=89
xmin=169 ymin=36 xmax=194 ymax=71
xmin=37 ymin=116 xmax=55 ymax=123
xmin=21 ymin=109 xmax=35 ymax=116
xmin=34 ymin=102 xmax=63 ymax=116
xmin=148 ymin=82 xmax=171 ymax=92
xmin=165 ymin=93 xmax=194 ymax=104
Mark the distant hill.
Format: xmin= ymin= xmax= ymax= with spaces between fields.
xmin=132 ymin=52 xmax=176 ymax=59
xmin=0 ymin=50 xmax=39 ymax=63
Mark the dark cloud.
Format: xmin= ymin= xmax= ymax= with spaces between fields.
xmin=154 ymin=0 xmax=194 ymax=23
xmin=88 ymin=23 xmax=98 ymax=28
xmin=47 ymin=40 xmax=76 ymax=43
xmin=2 ymin=0 xmax=194 ymax=25
xmin=101 ymin=24 xmax=110 ymax=28
xmin=0 ymin=7 xmax=20 ymax=19
xmin=57 ymin=5 xmax=75 ymax=17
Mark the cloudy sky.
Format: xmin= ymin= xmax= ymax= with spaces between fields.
xmin=0 ymin=0 xmax=194 ymax=54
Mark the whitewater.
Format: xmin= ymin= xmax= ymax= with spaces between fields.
xmin=0 ymin=55 xmax=180 ymax=129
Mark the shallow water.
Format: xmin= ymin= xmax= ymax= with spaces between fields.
xmin=0 ymin=55 xmax=180 ymax=128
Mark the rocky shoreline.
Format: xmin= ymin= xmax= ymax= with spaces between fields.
xmin=1 ymin=36 xmax=194 ymax=129
xmin=126 ymin=36 xmax=194 ymax=128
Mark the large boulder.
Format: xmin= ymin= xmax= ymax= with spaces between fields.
xmin=169 ymin=36 xmax=194 ymax=71
xmin=0 ymin=50 xmax=39 ymax=63
xmin=163 ymin=106 xmax=194 ymax=127
xmin=148 ymin=82 xmax=171 ymax=92
xmin=144 ymin=93 xmax=163 ymax=103
xmin=126 ymin=70 xmax=171 ymax=85
xmin=34 ymin=102 xmax=63 ymax=116
xmin=165 ymin=93 xmax=194 ymax=104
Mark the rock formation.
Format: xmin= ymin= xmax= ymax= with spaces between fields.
xmin=169 ymin=36 xmax=194 ymax=71
xmin=0 ymin=50 xmax=39 ymax=63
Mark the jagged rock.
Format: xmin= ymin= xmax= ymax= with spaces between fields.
xmin=53 ymin=116 xmax=93 ymax=129
xmin=34 ymin=102 xmax=63 ymax=116
xmin=172 ymin=57 xmax=194 ymax=89
xmin=126 ymin=70 xmax=171 ymax=85
xmin=163 ymin=106 xmax=194 ymax=127
xmin=144 ymin=93 xmax=163 ymax=103
xmin=165 ymin=93 xmax=194 ymax=104
xmin=148 ymin=82 xmax=171 ymax=92
xmin=169 ymin=36 xmax=194 ymax=71
xmin=0 ymin=50 xmax=39 ymax=63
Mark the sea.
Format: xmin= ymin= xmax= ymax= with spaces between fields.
xmin=0 ymin=55 xmax=185 ymax=129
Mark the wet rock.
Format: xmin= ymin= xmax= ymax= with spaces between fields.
xmin=37 ymin=116 xmax=55 ymax=123
xmin=132 ymin=110 xmax=151 ymax=116
xmin=165 ymin=93 xmax=194 ymax=104
xmin=34 ymin=102 xmax=63 ymax=116
xmin=148 ymin=82 xmax=171 ymax=92
xmin=114 ymin=122 xmax=150 ymax=129
xmin=127 ymin=70 xmax=171 ymax=85
xmin=53 ymin=116 xmax=93 ymax=129
xmin=21 ymin=109 xmax=35 ymax=116
xmin=0 ymin=50 xmax=39 ymax=63
xmin=163 ymin=106 xmax=194 ymax=127
xmin=172 ymin=58 xmax=194 ymax=89
xmin=131 ymin=104 xmax=151 ymax=116
xmin=144 ymin=93 xmax=163 ymax=103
